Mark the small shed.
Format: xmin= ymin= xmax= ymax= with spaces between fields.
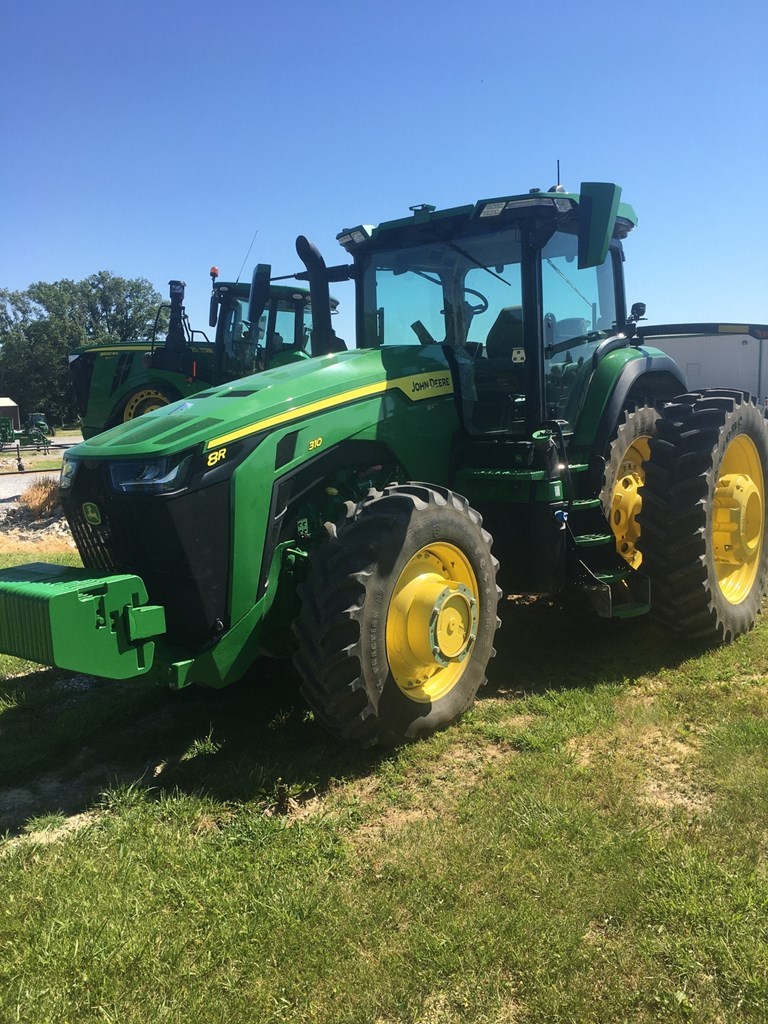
xmin=0 ymin=398 xmax=21 ymax=430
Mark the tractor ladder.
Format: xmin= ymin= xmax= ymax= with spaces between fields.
xmin=561 ymin=472 xmax=650 ymax=620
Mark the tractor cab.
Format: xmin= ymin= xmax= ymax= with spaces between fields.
xmin=148 ymin=275 xmax=335 ymax=385
xmin=70 ymin=270 xmax=341 ymax=439
xmin=338 ymin=185 xmax=636 ymax=447
xmin=208 ymin=273 xmax=340 ymax=380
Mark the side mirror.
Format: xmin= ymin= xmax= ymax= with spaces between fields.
xmin=209 ymin=294 xmax=219 ymax=328
xmin=248 ymin=263 xmax=272 ymax=328
xmin=630 ymin=302 xmax=647 ymax=321
xmin=577 ymin=182 xmax=622 ymax=270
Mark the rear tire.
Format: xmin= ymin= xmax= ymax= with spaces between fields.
xmin=292 ymin=483 xmax=500 ymax=747
xmin=121 ymin=387 xmax=173 ymax=423
xmin=638 ymin=391 xmax=768 ymax=641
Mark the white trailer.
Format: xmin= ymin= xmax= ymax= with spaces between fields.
xmin=638 ymin=323 xmax=768 ymax=405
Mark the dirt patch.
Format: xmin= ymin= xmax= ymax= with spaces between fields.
xmin=568 ymin=692 xmax=710 ymax=815
xmin=376 ymin=988 xmax=522 ymax=1024
xmin=350 ymin=740 xmax=510 ymax=846
xmin=281 ymin=738 xmax=511 ymax=840
xmin=8 ymin=811 xmax=99 ymax=851
xmin=0 ymin=757 xmax=124 ymax=835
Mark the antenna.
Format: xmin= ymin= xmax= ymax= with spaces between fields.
xmin=235 ymin=228 xmax=259 ymax=284
xmin=557 ymin=159 xmax=561 ymax=187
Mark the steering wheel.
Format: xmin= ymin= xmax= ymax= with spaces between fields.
xmin=464 ymin=288 xmax=488 ymax=315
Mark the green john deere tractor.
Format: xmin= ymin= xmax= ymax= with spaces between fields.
xmin=1 ymin=181 xmax=767 ymax=747
xmin=69 ymin=268 xmax=339 ymax=438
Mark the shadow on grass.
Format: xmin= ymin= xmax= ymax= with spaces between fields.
xmin=485 ymin=596 xmax=712 ymax=698
xmin=0 ymin=600 xmax=712 ymax=835
xmin=0 ymin=659 xmax=380 ymax=835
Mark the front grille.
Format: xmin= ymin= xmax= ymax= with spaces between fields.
xmin=62 ymin=463 xmax=231 ymax=649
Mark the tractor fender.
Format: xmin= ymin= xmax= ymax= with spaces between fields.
xmin=573 ymin=352 xmax=684 ymax=460
xmin=572 ymin=349 xmax=685 ymax=485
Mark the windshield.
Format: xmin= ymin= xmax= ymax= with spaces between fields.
xmin=360 ymin=228 xmax=528 ymax=434
xmin=220 ymin=295 xmax=315 ymax=368
xmin=359 ymin=227 xmax=523 ymax=351
xmin=220 ymin=297 xmax=260 ymax=376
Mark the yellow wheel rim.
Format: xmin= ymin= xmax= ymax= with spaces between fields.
xmin=610 ymin=434 xmax=651 ymax=569
xmin=713 ymin=434 xmax=765 ymax=604
xmin=123 ymin=389 xmax=169 ymax=421
xmin=386 ymin=542 xmax=479 ymax=703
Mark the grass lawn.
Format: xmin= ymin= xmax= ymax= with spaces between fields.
xmin=0 ymin=547 xmax=766 ymax=1023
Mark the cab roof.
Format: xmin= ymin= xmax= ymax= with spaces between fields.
xmin=336 ymin=186 xmax=637 ymax=253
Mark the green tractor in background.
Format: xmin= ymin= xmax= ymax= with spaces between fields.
xmin=69 ymin=269 xmax=339 ymax=438
xmin=0 ymin=416 xmax=51 ymax=450
xmin=1 ymin=181 xmax=766 ymax=748
xmin=25 ymin=412 xmax=54 ymax=437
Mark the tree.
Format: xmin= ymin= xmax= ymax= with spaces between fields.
xmin=0 ymin=273 xmax=162 ymax=424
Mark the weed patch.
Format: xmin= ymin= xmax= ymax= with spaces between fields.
xmin=18 ymin=475 xmax=59 ymax=518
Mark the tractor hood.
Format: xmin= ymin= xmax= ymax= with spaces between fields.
xmin=65 ymin=346 xmax=453 ymax=463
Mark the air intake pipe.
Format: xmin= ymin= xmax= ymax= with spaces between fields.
xmin=295 ymin=235 xmax=341 ymax=356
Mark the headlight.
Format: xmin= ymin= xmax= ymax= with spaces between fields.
xmin=59 ymin=456 xmax=79 ymax=492
xmin=108 ymin=451 xmax=195 ymax=494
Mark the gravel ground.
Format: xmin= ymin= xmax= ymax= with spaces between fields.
xmin=0 ymin=497 xmax=73 ymax=540
xmin=0 ymin=471 xmax=74 ymax=546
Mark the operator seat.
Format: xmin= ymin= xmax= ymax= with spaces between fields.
xmin=473 ymin=305 xmax=527 ymax=434
xmin=485 ymin=306 xmax=524 ymax=358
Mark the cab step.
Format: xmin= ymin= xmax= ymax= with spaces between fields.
xmin=570 ymin=558 xmax=651 ymax=620
xmin=569 ymin=498 xmax=602 ymax=511
xmin=573 ymin=532 xmax=613 ymax=548
xmin=611 ymin=600 xmax=652 ymax=619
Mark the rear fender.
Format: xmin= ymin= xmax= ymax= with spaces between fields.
xmin=570 ymin=349 xmax=685 ymax=486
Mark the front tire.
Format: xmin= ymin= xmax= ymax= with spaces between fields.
xmin=292 ymin=483 xmax=500 ymax=747
xmin=639 ymin=391 xmax=768 ymax=641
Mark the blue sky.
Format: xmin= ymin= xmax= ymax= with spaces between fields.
xmin=2 ymin=0 xmax=766 ymax=342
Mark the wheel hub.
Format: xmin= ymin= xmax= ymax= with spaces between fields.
xmin=420 ymin=581 xmax=475 ymax=665
xmin=713 ymin=434 xmax=765 ymax=604
xmin=386 ymin=544 xmax=479 ymax=703
xmin=714 ymin=473 xmax=763 ymax=566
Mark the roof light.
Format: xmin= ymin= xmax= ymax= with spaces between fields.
xmin=480 ymin=202 xmax=506 ymax=218
xmin=336 ymin=225 xmax=373 ymax=251
xmin=478 ymin=196 xmax=573 ymax=219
